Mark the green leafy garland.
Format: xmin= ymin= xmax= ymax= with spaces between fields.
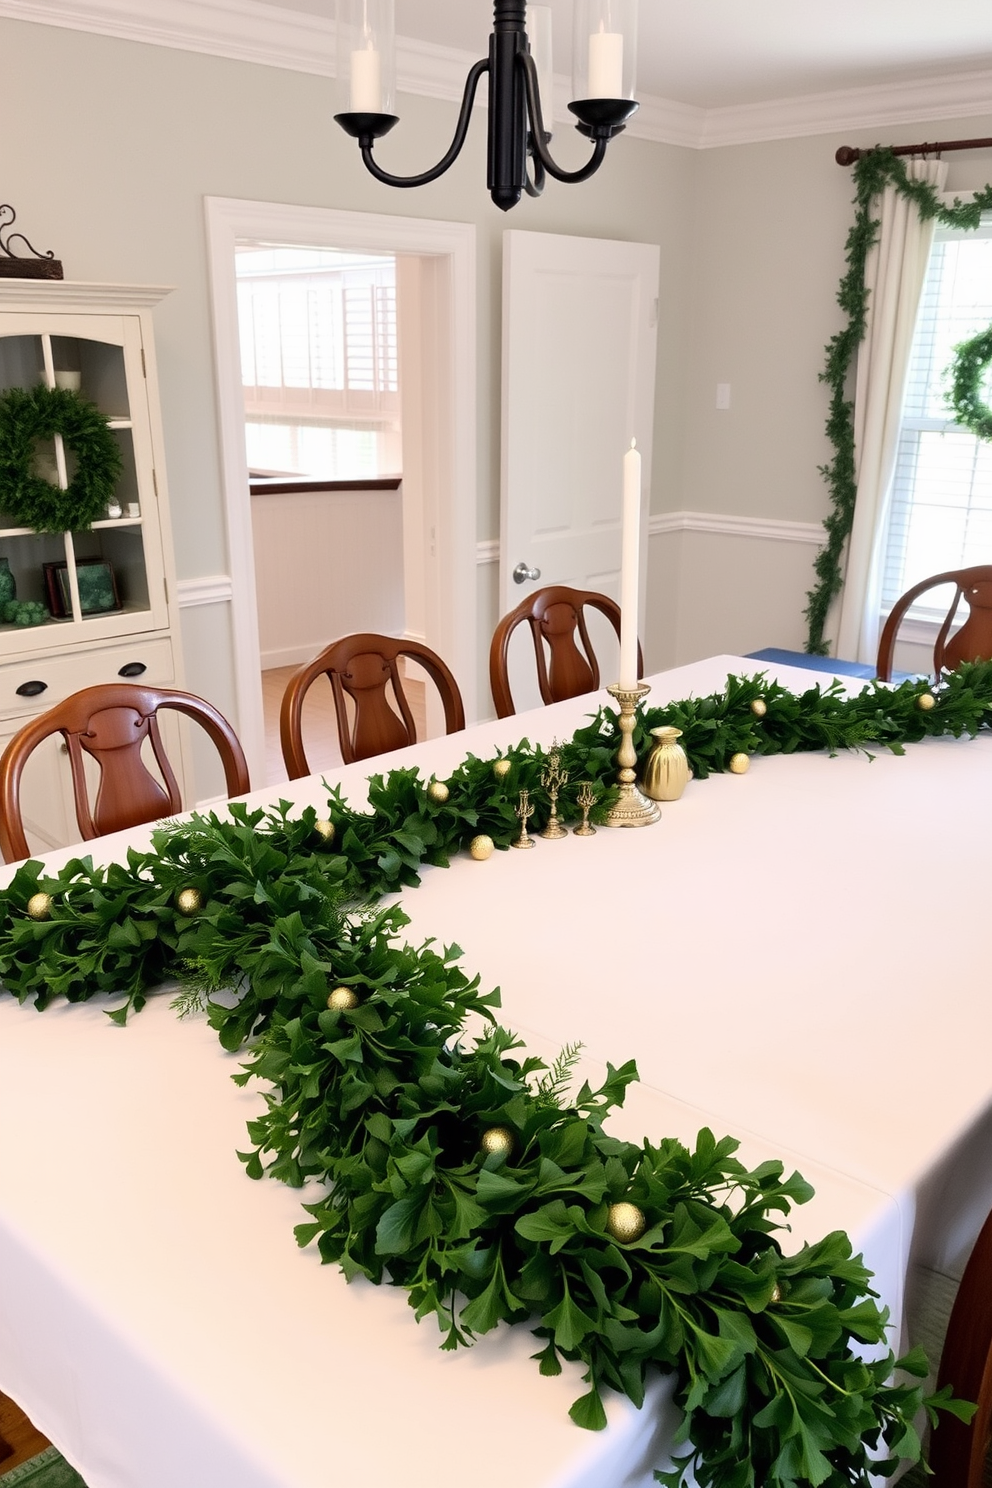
xmin=0 ymin=384 xmax=123 ymax=533
xmin=3 ymin=665 xmax=988 ymax=1487
xmin=946 ymin=325 xmax=992 ymax=440
xmin=807 ymin=150 xmax=992 ymax=654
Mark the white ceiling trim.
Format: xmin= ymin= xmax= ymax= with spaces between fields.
xmin=3 ymin=0 xmax=991 ymax=151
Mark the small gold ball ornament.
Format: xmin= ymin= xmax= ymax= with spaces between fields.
xmin=750 ymin=698 xmax=767 ymax=718
xmin=606 ymin=1201 xmax=647 ymax=1243
xmin=728 ymin=753 xmax=750 ymax=775
xmin=493 ymin=758 xmax=512 ymax=780
xmin=480 ymin=1126 xmax=514 ymax=1158
xmin=917 ymin=693 xmax=936 ymax=712
xmin=312 ymin=818 xmax=336 ymax=844
xmin=176 ymin=888 xmax=203 ymax=916
xmin=427 ymin=780 xmax=450 ymax=804
xmin=469 ymin=834 xmax=495 ymax=861
xmin=26 ymin=892 xmax=53 ymax=920
xmin=327 ymin=986 xmax=359 ymax=1011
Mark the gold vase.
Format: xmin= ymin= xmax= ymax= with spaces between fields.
xmin=642 ymin=726 xmax=690 ymax=802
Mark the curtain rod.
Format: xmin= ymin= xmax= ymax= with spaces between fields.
xmin=836 ymin=136 xmax=992 ymax=165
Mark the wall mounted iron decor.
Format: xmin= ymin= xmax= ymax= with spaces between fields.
xmin=0 ymin=204 xmax=62 ymax=280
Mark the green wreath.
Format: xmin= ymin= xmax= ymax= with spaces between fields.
xmin=0 ymin=383 xmax=123 ymax=533
xmin=946 ymin=324 xmax=992 ymax=440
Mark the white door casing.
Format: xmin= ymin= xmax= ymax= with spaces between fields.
xmin=204 ymin=198 xmax=477 ymax=783
xmin=499 ymin=229 xmax=660 ymax=713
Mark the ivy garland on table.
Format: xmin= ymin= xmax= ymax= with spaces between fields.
xmin=946 ymin=324 xmax=992 ymax=441
xmin=0 ymin=384 xmax=123 ymax=533
xmin=3 ymin=665 xmax=989 ymax=1488
xmin=807 ymin=150 xmax=992 ymax=655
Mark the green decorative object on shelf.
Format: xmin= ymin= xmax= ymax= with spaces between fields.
xmin=0 ymin=384 xmax=122 ymax=535
xmin=0 ymin=554 xmax=14 ymax=607
xmin=2 ymin=598 xmax=47 ymax=626
xmin=946 ymin=324 xmax=992 ymax=441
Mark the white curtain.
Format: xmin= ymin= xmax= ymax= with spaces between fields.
xmin=835 ymin=157 xmax=948 ymax=663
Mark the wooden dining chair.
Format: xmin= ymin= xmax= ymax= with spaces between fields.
xmin=0 ymin=683 xmax=250 ymax=864
xmin=925 ymin=1202 xmax=992 ymax=1487
xmin=279 ymin=633 xmax=465 ymax=778
xmin=489 ymin=584 xmax=644 ymax=719
xmin=876 ymin=565 xmax=992 ymax=682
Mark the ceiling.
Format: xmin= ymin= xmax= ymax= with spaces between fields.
xmin=258 ymin=0 xmax=992 ymax=110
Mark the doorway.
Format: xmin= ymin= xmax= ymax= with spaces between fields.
xmin=205 ymin=198 xmax=477 ymax=785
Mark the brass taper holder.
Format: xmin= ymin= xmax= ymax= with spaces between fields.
xmin=603 ymin=683 xmax=661 ymax=828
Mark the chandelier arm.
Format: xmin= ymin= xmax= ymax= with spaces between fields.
xmin=524 ymin=146 xmax=546 ymax=198
xmin=360 ymin=58 xmax=489 ymax=188
xmin=518 ymin=53 xmax=610 ymax=185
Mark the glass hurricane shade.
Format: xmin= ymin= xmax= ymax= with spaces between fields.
xmin=337 ymin=0 xmax=396 ymax=115
xmin=573 ymin=0 xmax=637 ymax=101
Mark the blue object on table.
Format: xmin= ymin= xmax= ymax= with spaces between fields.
xmin=745 ymin=648 xmax=880 ymax=680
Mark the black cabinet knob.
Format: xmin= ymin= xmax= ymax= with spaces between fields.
xmin=15 ymin=680 xmax=48 ymax=697
xmin=117 ymin=662 xmax=147 ymax=678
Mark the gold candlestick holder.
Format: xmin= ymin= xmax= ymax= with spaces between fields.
xmin=603 ymin=683 xmax=661 ymax=828
xmin=574 ymin=781 xmax=597 ymax=836
xmin=539 ymin=745 xmax=569 ymax=840
xmin=512 ymin=787 xmax=536 ymax=849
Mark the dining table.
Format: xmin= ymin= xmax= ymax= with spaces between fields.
xmin=1 ymin=653 xmax=991 ymax=1488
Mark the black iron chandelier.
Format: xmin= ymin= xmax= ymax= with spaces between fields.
xmin=334 ymin=1 xmax=639 ymax=212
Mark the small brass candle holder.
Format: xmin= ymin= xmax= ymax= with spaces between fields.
xmin=574 ymin=781 xmax=597 ymax=836
xmin=539 ymin=745 xmax=569 ymax=840
xmin=512 ymin=787 xmax=536 ymax=849
xmin=603 ymin=683 xmax=661 ymax=828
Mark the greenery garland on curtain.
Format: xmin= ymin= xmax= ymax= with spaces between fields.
xmin=3 ymin=667 xmax=989 ymax=1487
xmin=806 ymin=149 xmax=992 ymax=655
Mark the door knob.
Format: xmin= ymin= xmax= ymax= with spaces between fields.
xmin=513 ymin=562 xmax=541 ymax=585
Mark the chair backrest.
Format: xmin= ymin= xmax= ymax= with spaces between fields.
xmin=876 ymin=566 xmax=992 ymax=682
xmin=0 ymin=683 xmax=250 ymax=864
xmin=489 ymin=584 xmax=645 ymax=720
xmin=279 ymin=633 xmax=465 ymax=778
xmin=927 ymin=1202 xmax=992 ymax=1487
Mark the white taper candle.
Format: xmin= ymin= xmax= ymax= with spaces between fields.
xmin=618 ymin=438 xmax=641 ymax=690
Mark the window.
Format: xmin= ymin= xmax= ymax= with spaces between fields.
xmin=881 ymin=220 xmax=992 ymax=621
xmin=236 ymin=246 xmax=400 ymax=480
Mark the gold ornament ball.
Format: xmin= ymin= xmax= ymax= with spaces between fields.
xmin=469 ymin=834 xmax=495 ymax=861
xmin=176 ymin=887 xmax=203 ymax=916
xmin=327 ymin=985 xmax=359 ymax=1011
xmin=606 ymin=1201 xmax=647 ymax=1243
xmin=917 ymin=693 xmax=936 ymax=712
xmin=493 ymin=758 xmax=512 ymax=780
xmin=26 ymin=891 xmax=53 ymax=921
xmin=480 ymin=1126 xmax=514 ymax=1158
xmin=427 ymin=780 xmax=450 ymax=804
xmin=313 ymin=818 xmax=336 ymax=844
xmin=750 ymin=697 xmax=768 ymax=718
xmin=728 ymin=753 xmax=750 ymax=775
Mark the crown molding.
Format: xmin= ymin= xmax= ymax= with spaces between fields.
xmin=3 ymin=0 xmax=991 ymax=151
xmin=702 ymin=65 xmax=992 ymax=149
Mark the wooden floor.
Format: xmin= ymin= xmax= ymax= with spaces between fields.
xmin=0 ymin=1391 xmax=50 ymax=1476
xmin=260 ymin=665 xmax=426 ymax=788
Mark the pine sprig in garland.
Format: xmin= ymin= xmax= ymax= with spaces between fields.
xmin=1 ymin=666 xmax=986 ymax=1487
xmin=808 ymin=151 xmax=992 ymax=654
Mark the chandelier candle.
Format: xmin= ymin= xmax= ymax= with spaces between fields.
xmin=350 ymin=46 xmax=382 ymax=113
xmin=588 ymin=25 xmax=624 ymax=98
xmin=618 ymin=438 xmax=641 ymax=690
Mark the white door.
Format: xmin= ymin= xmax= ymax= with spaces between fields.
xmin=499 ymin=230 xmax=660 ymax=712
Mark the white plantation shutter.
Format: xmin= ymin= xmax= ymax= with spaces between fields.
xmin=881 ymin=222 xmax=992 ymax=619
xmin=235 ymin=247 xmax=398 ymax=478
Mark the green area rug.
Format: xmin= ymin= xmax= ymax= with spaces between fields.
xmin=1 ymin=1447 xmax=87 ymax=1486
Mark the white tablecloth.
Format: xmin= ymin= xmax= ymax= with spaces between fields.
xmin=1 ymin=656 xmax=989 ymax=1488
